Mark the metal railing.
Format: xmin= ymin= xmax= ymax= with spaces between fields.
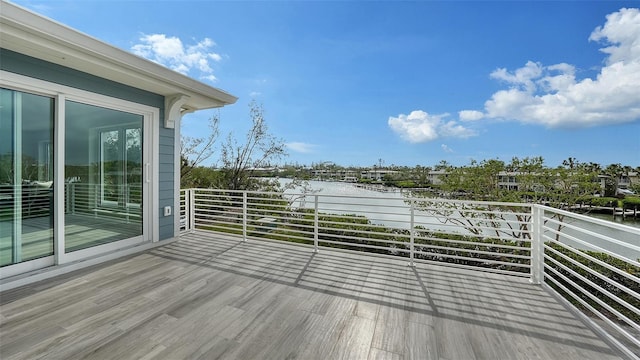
xmin=65 ymin=182 xmax=142 ymax=222
xmin=540 ymin=206 xmax=640 ymax=356
xmin=0 ymin=183 xmax=52 ymax=220
xmin=179 ymin=188 xmax=640 ymax=357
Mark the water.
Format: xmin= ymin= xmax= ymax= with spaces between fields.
xmin=281 ymin=179 xmax=529 ymax=237
xmin=588 ymin=212 xmax=640 ymax=228
xmin=279 ymin=179 xmax=640 ymax=260
xmin=281 ymin=179 xmax=415 ymax=229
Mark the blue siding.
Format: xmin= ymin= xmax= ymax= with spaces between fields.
xmin=2 ymin=49 xmax=176 ymax=240
xmin=1 ymin=49 xmax=162 ymax=106
xmin=158 ymin=128 xmax=175 ymax=240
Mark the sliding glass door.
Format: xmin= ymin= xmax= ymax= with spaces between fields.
xmin=64 ymin=101 xmax=146 ymax=252
xmin=1 ymin=75 xmax=156 ymax=275
xmin=0 ymin=88 xmax=54 ymax=267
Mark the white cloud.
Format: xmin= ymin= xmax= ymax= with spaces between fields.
xmin=440 ymin=121 xmax=477 ymax=138
xmin=389 ymin=9 xmax=640 ymax=140
xmin=132 ymin=34 xmax=222 ymax=82
xmin=388 ymin=110 xmax=476 ymax=143
xmin=490 ymin=61 xmax=543 ymax=93
xmin=459 ymin=110 xmax=485 ymax=121
xmin=476 ymin=8 xmax=640 ymax=128
xmin=441 ymin=144 xmax=454 ymax=153
xmin=286 ymin=142 xmax=317 ymax=153
xmin=590 ymin=8 xmax=640 ymax=65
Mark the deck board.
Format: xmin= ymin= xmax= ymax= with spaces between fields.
xmin=0 ymin=230 xmax=626 ymax=360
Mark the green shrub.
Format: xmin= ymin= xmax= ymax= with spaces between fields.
xmin=393 ymin=180 xmax=418 ymax=188
xmin=588 ymin=197 xmax=619 ymax=207
xmin=622 ymin=196 xmax=640 ymax=209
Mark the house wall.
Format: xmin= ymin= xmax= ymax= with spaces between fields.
xmin=1 ymin=49 xmax=175 ymax=240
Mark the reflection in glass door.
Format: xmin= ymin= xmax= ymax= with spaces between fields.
xmin=65 ymin=101 xmax=145 ymax=252
xmin=99 ymin=128 xmax=142 ymax=208
xmin=0 ymin=88 xmax=54 ymax=267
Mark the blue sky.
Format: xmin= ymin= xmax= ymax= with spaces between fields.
xmin=14 ymin=0 xmax=640 ymax=168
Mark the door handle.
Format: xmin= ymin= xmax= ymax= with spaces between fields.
xmin=145 ymin=163 xmax=150 ymax=183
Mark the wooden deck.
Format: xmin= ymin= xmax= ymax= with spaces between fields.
xmin=0 ymin=230 xmax=626 ymax=359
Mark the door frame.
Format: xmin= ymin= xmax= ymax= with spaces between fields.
xmin=1 ymin=71 xmax=160 ymax=274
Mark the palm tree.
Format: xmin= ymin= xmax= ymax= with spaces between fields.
xmin=562 ymin=157 xmax=578 ymax=170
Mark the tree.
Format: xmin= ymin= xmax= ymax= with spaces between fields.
xmin=509 ymin=156 xmax=552 ymax=202
xmin=603 ymin=163 xmax=624 ymax=197
xmin=440 ymin=159 xmax=506 ymax=201
xmin=434 ymin=160 xmax=451 ymax=171
xmin=219 ymin=101 xmax=287 ymax=190
xmin=562 ymin=157 xmax=577 ymax=170
xmin=411 ymin=165 xmax=431 ymax=187
xmin=181 ymin=166 xmax=222 ymax=189
xmin=545 ymin=159 xmax=600 ymax=208
xmin=181 ymin=113 xmax=220 ymax=185
xmin=410 ymin=159 xmax=533 ymax=240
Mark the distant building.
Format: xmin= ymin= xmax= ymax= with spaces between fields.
xmin=427 ymin=170 xmax=448 ymax=185
xmin=598 ymin=172 xmax=639 ymax=195
xmin=360 ymin=169 xmax=398 ymax=181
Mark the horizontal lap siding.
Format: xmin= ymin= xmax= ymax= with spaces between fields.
xmin=158 ymin=131 xmax=175 ymax=240
xmin=1 ymin=49 xmax=175 ymax=240
xmin=0 ymin=49 xmax=162 ymax=106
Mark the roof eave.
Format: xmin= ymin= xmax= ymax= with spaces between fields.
xmin=0 ymin=1 xmax=238 ymax=111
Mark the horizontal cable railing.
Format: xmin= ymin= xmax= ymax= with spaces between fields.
xmin=0 ymin=182 xmax=142 ymax=224
xmin=65 ymin=183 xmax=142 ymax=223
xmin=181 ymin=188 xmax=533 ymax=277
xmin=540 ymin=206 xmax=640 ymax=354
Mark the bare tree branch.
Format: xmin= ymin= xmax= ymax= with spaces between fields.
xmin=180 ymin=112 xmax=220 ymax=183
xmin=220 ymin=100 xmax=287 ymax=190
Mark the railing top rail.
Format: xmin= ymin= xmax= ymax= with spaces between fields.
xmin=543 ymin=223 xmax=640 ymax=267
xmin=544 ymin=216 xmax=640 ymax=256
xmin=406 ymin=197 xmax=533 ymax=209
xmin=187 ymin=187 xmax=533 ymax=209
xmin=538 ymin=204 xmax=640 ymax=235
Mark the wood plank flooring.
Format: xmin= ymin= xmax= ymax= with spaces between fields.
xmin=0 ymin=230 xmax=626 ymax=359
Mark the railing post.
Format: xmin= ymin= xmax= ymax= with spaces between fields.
xmin=66 ymin=183 xmax=71 ymax=213
xmin=530 ymin=205 xmax=544 ymax=284
xmin=125 ymin=184 xmax=130 ymax=223
xmin=409 ymin=199 xmax=415 ymax=267
xmin=182 ymin=189 xmax=189 ymax=232
xmin=242 ymin=192 xmax=248 ymax=242
xmin=93 ymin=184 xmax=98 ymax=218
xmin=314 ymin=195 xmax=319 ymax=252
xmin=189 ymin=189 xmax=195 ymax=233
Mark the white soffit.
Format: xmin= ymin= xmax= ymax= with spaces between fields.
xmin=0 ymin=0 xmax=237 ymax=111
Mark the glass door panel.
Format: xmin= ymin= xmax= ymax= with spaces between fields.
xmin=0 ymin=88 xmax=54 ymax=267
xmin=125 ymin=128 xmax=142 ymax=209
xmin=65 ymin=101 xmax=144 ymax=252
xmin=100 ymin=129 xmax=120 ymax=205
